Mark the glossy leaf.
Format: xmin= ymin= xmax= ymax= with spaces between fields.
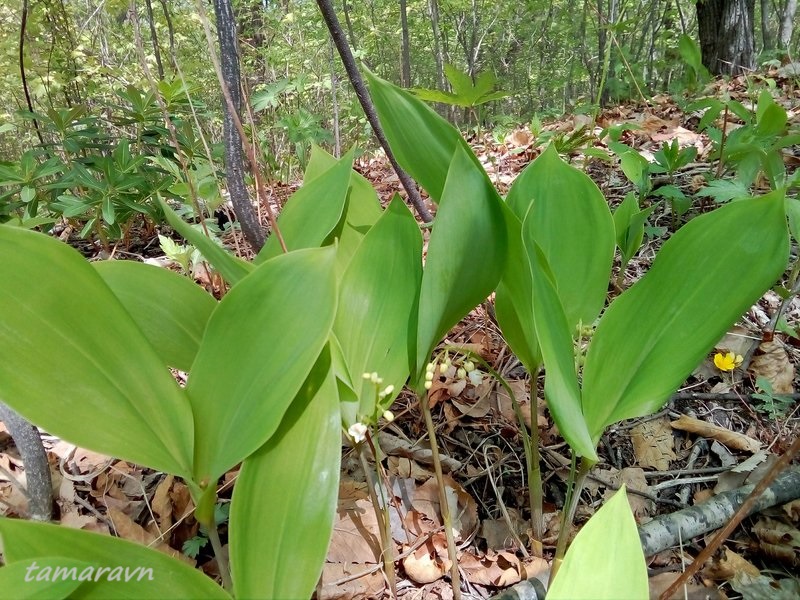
xmin=0 ymin=519 xmax=230 ymax=599
xmin=158 ymin=196 xmax=253 ymax=286
xmin=230 ymin=350 xmax=340 ymax=600
xmin=0 ymin=226 xmax=194 ymax=478
xmin=548 ymin=486 xmax=648 ymax=600
xmin=415 ymin=145 xmax=507 ymax=380
xmin=187 ymin=246 xmax=338 ymax=482
xmin=367 ymin=70 xmax=475 ymax=203
xmin=335 ymin=197 xmax=422 ymax=422
xmin=506 ymin=145 xmax=615 ymax=329
xmin=0 ymin=557 xmax=88 ymax=599
xmin=256 ymin=149 xmax=355 ymax=263
xmin=527 ymin=238 xmax=597 ymax=461
xmin=93 ymin=261 xmax=216 ymax=372
xmin=582 ymin=191 xmax=789 ymax=441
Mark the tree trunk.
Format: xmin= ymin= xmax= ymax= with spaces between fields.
xmin=428 ymin=0 xmax=446 ymax=91
xmin=778 ymin=0 xmax=797 ymax=49
xmin=211 ymin=0 xmax=265 ymax=251
xmin=760 ymin=0 xmax=772 ymax=49
xmin=695 ymin=0 xmax=756 ymax=75
xmin=399 ymin=0 xmax=412 ymax=86
xmin=144 ymin=0 xmax=164 ymax=79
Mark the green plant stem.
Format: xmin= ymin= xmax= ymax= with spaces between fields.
xmin=361 ymin=433 xmax=396 ymax=597
xmin=442 ymin=345 xmax=543 ymax=556
xmin=550 ymin=454 xmax=593 ymax=585
xmin=206 ymin=516 xmax=233 ymax=593
xmin=419 ymin=391 xmax=461 ymax=600
xmin=715 ymin=104 xmax=730 ymax=179
xmin=527 ymin=369 xmax=544 ymax=556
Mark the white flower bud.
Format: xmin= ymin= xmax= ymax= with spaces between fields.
xmin=425 ymin=370 xmax=435 ymax=381
xmin=468 ymin=369 xmax=483 ymax=386
xmin=464 ymin=360 xmax=475 ymax=372
xmin=424 ymin=380 xmax=433 ymax=390
xmin=382 ymin=410 xmax=395 ymax=423
xmin=348 ymin=422 xmax=368 ymax=444
xmin=457 ymin=367 xmax=467 ymax=379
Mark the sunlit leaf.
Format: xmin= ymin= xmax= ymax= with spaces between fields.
xmin=548 ymin=486 xmax=647 ymax=600
xmin=256 ymin=149 xmax=355 ymax=263
xmin=415 ymin=145 xmax=507 ymax=381
xmin=0 ymin=519 xmax=230 ymax=599
xmin=230 ymin=351 xmax=339 ymax=600
xmin=0 ymin=226 xmax=194 ymax=478
xmin=187 ymin=246 xmax=338 ymax=482
xmin=335 ymin=197 xmax=422 ymax=422
xmin=582 ymin=191 xmax=789 ymax=441
xmin=94 ymin=261 xmax=216 ymax=372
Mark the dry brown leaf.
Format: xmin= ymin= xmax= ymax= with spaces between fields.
xmin=151 ymin=474 xmax=174 ymax=531
xmin=480 ymin=508 xmax=528 ymax=551
xmin=107 ymin=508 xmax=193 ymax=565
xmin=327 ymin=498 xmax=382 ymax=564
xmin=603 ymin=468 xmax=654 ymax=519
xmin=412 ymin=475 xmax=478 ymax=541
xmin=630 ymin=416 xmax=676 ymax=470
xmin=649 ymin=572 xmax=725 ymax=599
xmin=402 ymin=535 xmax=450 ymax=584
xmin=749 ymin=340 xmax=795 ymax=394
xmin=670 ymin=414 xmax=762 ymax=452
xmin=318 ymin=562 xmax=384 ymax=600
xmin=703 ymin=548 xmax=761 ymax=581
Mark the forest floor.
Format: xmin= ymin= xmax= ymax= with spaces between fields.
xmin=1 ymin=69 xmax=800 ymax=599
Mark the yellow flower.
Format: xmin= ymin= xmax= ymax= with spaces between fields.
xmin=714 ymin=352 xmax=742 ymax=372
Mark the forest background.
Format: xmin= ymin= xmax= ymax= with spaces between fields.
xmin=0 ymin=0 xmax=797 ymax=173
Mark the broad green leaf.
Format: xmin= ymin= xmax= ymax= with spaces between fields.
xmin=614 ymin=193 xmax=657 ymax=264
xmin=757 ymin=102 xmax=787 ymax=138
xmin=93 ymin=261 xmax=216 ymax=372
xmin=415 ymin=145 xmax=507 ymax=380
xmin=301 ymin=146 xmax=382 ymax=272
xmin=507 ymin=145 xmax=615 ymax=329
xmin=367 ymin=70 xmax=475 ymax=203
xmin=256 ymin=149 xmax=355 ymax=263
xmin=619 ymin=151 xmax=650 ymax=192
xmin=335 ymin=197 xmax=422 ymax=423
xmin=0 ymin=227 xmax=193 ymax=478
xmin=785 ymin=197 xmax=800 ymax=243
xmin=0 ymin=519 xmax=231 ymax=599
xmin=495 ymin=207 xmax=541 ymax=373
xmin=0 ymin=557 xmax=89 ymax=599
xmin=548 ymin=486 xmax=647 ymax=600
xmin=157 ymin=196 xmax=253 ymax=286
xmin=582 ymin=191 xmax=789 ymax=441
xmin=526 ymin=236 xmax=597 ymax=461
xmin=230 ymin=350 xmax=340 ymax=600
xmin=187 ymin=246 xmax=338 ymax=482
xmin=696 ymin=178 xmax=751 ymax=203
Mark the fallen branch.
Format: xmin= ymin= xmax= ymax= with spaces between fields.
xmin=0 ymin=402 xmax=52 ymax=521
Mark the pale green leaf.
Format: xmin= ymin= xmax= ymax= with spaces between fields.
xmin=230 ymin=351 xmax=340 ymax=600
xmin=548 ymin=486 xmax=648 ymax=600
xmin=495 ymin=207 xmax=541 ymax=373
xmin=187 ymin=246 xmax=338 ymax=482
xmin=93 ymin=261 xmax=216 ymax=372
xmin=0 ymin=557 xmax=88 ymax=599
xmin=367 ymin=70 xmax=475 ymax=203
xmin=507 ymin=145 xmax=615 ymax=329
xmin=256 ymin=149 xmax=355 ymax=263
xmin=415 ymin=145 xmax=507 ymax=380
xmin=526 ymin=237 xmax=597 ymax=461
xmin=0 ymin=227 xmax=194 ymax=478
xmin=582 ymin=191 xmax=789 ymax=441
xmin=335 ymin=197 xmax=421 ymax=423
xmin=0 ymin=519 xmax=230 ymax=599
